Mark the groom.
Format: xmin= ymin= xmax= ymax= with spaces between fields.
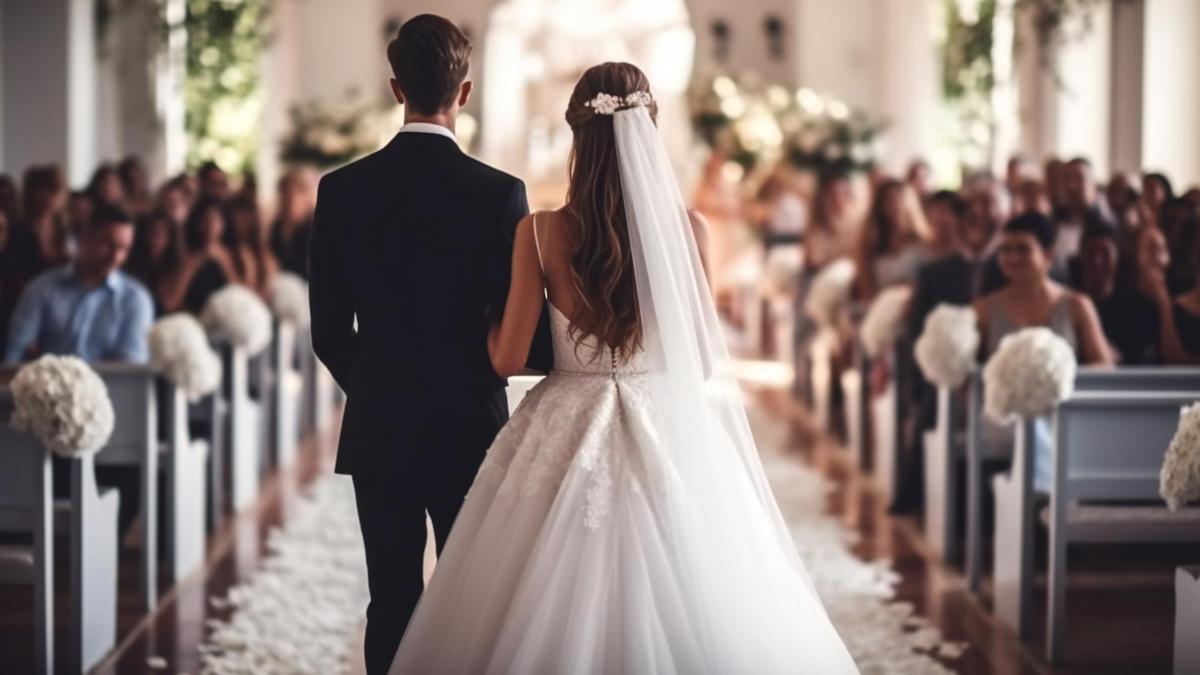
xmin=308 ymin=14 xmax=552 ymax=674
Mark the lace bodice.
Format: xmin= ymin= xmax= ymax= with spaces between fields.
xmin=547 ymin=302 xmax=647 ymax=377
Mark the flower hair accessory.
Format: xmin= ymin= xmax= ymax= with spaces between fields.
xmin=585 ymin=91 xmax=654 ymax=115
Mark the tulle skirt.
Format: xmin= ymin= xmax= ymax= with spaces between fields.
xmin=389 ymin=371 xmax=859 ymax=674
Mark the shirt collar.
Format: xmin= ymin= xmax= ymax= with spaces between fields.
xmin=397 ymin=122 xmax=458 ymax=142
xmin=65 ymin=263 xmax=120 ymax=291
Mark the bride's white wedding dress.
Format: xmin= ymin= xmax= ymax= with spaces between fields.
xmin=390 ymin=103 xmax=858 ymax=674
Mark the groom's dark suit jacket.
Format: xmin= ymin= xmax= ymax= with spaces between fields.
xmin=309 ymin=130 xmax=553 ymax=476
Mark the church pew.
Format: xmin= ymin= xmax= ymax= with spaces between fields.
xmin=90 ymin=364 xmax=158 ymax=612
xmin=188 ymin=388 xmax=227 ymax=533
xmin=0 ymin=391 xmax=120 ymax=674
xmin=0 ymin=392 xmax=54 ymax=674
xmin=961 ymin=367 xmax=1200 ymax=592
xmin=271 ymin=320 xmax=304 ymax=467
xmin=1179 ymin=567 xmax=1200 ymax=674
xmin=220 ymin=343 xmax=264 ymax=511
xmin=159 ymin=380 xmax=208 ymax=583
xmin=1040 ymin=391 xmax=1200 ymax=662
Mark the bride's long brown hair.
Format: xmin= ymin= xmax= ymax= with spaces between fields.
xmin=563 ymin=62 xmax=658 ymax=362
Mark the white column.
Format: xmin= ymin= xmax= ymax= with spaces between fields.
xmin=872 ymin=0 xmax=937 ymax=174
xmin=1142 ymin=0 xmax=1200 ymax=186
xmin=1108 ymin=0 xmax=1144 ymax=174
xmin=2 ymin=0 xmax=98 ymax=186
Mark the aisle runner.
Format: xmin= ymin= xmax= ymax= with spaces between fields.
xmin=198 ymin=408 xmax=958 ymax=674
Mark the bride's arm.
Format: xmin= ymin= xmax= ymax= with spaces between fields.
xmin=687 ymin=209 xmax=713 ymax=291
xmin=488 ymin=214 xmax=546 ymax=378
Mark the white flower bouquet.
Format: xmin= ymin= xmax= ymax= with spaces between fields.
xmin=859 ymin=285 xmax=912 ymax=358
xmin=202 ymin=284 xmax=273 ymax=356
xmin=762 ymin=245 xmax=804 ymax=298
xmin=150 ymin=314 xmax=222 ymax=401
xmin=270 ymin=273 xmax=310 ymax=328
xmin=9 ymin=355 xmax=115 ymax=457
xmin=1161 ymin=402 xmax=1200 ymax=510
xmin=804 ymin=258 xmax=856 ymax=327
xmin=982 ymin=327 xmax=1076 ymax=424
xmin=914 ymin=304 xmax=980 ymax=388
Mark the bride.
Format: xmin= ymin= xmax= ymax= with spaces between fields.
xmin=390 ymin=62 xmax=858 ymax=674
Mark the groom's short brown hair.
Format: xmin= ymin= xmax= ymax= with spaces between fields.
xmin=388 ymin=15 xmax=472 ymax=115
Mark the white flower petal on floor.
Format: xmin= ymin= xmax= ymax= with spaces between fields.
xmin=198 ymin=477 xmax=368 ymax=675
xmin=197 ymin=403 xmax=959 ymax=674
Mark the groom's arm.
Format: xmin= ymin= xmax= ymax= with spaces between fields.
xmin=308 ymin=174 xmax=357 ymax=391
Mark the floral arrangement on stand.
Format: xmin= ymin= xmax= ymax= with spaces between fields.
xmin=149 ymin=314 xmax=222 ymax=402
xmin=202 ymin=284 xmax=274 ymax=356
xmin=689 ymin=74 xmax=884 ymax=183
xmin=982 ymin=327 xmax=1076 ymax=424
xmin=804 ymin=258 xmax=857 ymax=328
xmin=1161 ymin=403 xmax=1200 ymax=511
xmin=269 ymin=273 xmax=311 ymax=328
xmin=860 ymin=286 xmax=913 ymax=358
xmin=9 ymin=355 xmax=115 ymax=457
xmin=280 ymin=93 xmax=394 ymax=170
xmin=914 ymin=304 xmax=980 ymax=388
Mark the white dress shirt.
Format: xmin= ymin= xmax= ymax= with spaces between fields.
xmin=398 ymin=122 xmax=457 ymax=142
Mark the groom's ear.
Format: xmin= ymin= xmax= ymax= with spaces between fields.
xmin=389 ymin=78 xmax=406 ymax=107
xmin=457 ymin=80 xmax=473 ymax=108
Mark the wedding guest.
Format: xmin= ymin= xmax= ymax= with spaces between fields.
xmin=237 ymin=171 xmax=259 ymax=205
xmin=1183 ymin=187 xmax=1200 ymax=211
xmin=1074 ymin=222 xmax=1161 ymax=364
xmin=1044 ymin=157 xmax=1068 ymax=214
xmin=118 ymin=155 xmax=153 ymax=215
xmin=853 ymin=178 xmax=926 ymax=299
xmin=1106 ymin=172 xmax=1139 ymax=225
xmin=269 ymin=167 xmax=317 ymax=279
xmin=1053 ymin=157 xmax=1114 ymax=271
xmin=752 ymin=169 xmax=806 ymax=250
xmin=0 ymin=173 xmax=19 ymax=222
xmin=921 ymin=189 xmax=964 ymax=259
xmin=905 ymin=158 xmax=932 ymax=200
xmin=1160 ymin=197 xmax=1199 ymax=294
xmin=224 ymin=195 xmax=276 ymax=294
xmin=1131 ymin=226 xmax=1197 ymax=365
xmin=125 ymin=209 xmax=182 ymax=315
xmin=157 ymin=175 xmax=192 ymax=228
xmin=4 ymin=205 xmax=153 ymax=364
xmin=1015 ymin=178 xmax=1051 ymax=216
xmin=87 ymin=163 xmax=126 ymax=209
xmin=1005 ymin=154 xmax=1033 ymax=196
xmin=17 ymin=165 xmax=70 ymax=274
xmin=1142 ymin=171 xmax=1174 ymax=216
xmin=0 ymin=209 xmax=35 ymax=351
xmin=802 ymin=168 xmax=858 ymax=271
xmin=1165 ymin=236 xmax=1200 ymax=364
xmin=65 ymin=190 xmax=93 ymax=240
xmin=197 ymin=161 xmax=231 ymax=202
xmin=973 ymin=211 xmax=1112 ymax=492
xmin=160 ymin=198 xmax=237 ymax=314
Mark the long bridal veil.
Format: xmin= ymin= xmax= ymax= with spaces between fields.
xmin=613 ymin=105 xmax=857 ymax=669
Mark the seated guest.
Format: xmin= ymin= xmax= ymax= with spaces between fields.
xmin=0 ymin=208 xmax=39 ymax=351
xmin=269 ymin=169 xmax=315 ymax=279
xmin=1142 ymin=171 xmax=1174 ymax=216
xmin=65 ymin=190 xmax=93 ymax=241
xmin=1005 ymin=155 xmax=1033 ymax=197
xmin=0 ymin=173 xmax=19 ymax=222
xmin=197 ymin=161 xmax=231 ymax=202
xmin=1160 ymin=197 xmax=1199 ymax=294
xmin=905 ymin=158 xmax=932 ymax=201
xmin=854 ymin=178 xmax=927 ymax=299
xmin=87 ymin=163 xmax=127 ymax=210
xmin=1184 ymin=187 xmax=1200 ymax=211
xmin=920 ymin=189 xmax=962 ymax=259
xmin=4 ymin=205 xmax=153 ymax=364
xmin=974 ymin=211 xmax=1113 ymax=492
xmin=118 ymin=155 xmax=153 ymax=216
xmin=125 ymin=209 xmax=182 ymax=315
xmin=1074 ymin=222 xmax=1162 ymax=364
xmin=160 ymin=198 xmax=237 ymax=314
xmin=18 ymin=165 xmax=71 ymax=274
xmin=1140 ymin=227 xmax=1200 ymax=365
xmin=1053 ymin=157 xmax=1114 ymax=273
xmin=157 ymin=175 xmax=193 ymax=229
xmin=1014 ymin=178 xmax=1051 ymax=216
xmin=225 ymin=195 xmax=277 ymax=296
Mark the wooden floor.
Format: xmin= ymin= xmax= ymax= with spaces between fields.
xmin=1 ymin=393 xmax=1190 ymax=674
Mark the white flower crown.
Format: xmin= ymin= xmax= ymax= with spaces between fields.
xmin=584 ymin=91 xmax=654 ymax=115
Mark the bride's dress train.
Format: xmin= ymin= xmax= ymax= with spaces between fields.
xmin=390 ymin=306 xmax=857 ymax=674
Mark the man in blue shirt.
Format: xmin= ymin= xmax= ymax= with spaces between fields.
xmin=5 ymin=204 xmax=153 ymax=364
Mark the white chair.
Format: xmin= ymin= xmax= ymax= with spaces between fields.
xmin=92 ymin=363 xmax=159 ymax=611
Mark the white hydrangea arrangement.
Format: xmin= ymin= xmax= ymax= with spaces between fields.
xmin=149 ymin=314 xmax=222 ymax=401
xmin=762 ymin=245 xmax=804 ymax=298
xmin=202 ymin=284 xmax=273 ymax=356
xmin=805 ymin=258 xmax=856 ymax=327
xmin=9 ymin=355 xmax=115 ymax=457
xmin=1161 ymin=402 xmax=1200 ymax=510
xmin=982 ymin=327 xmax=1076 ymax=424
xmin=270 ymin=273 xmax=311 ymax=328
xmin=914 ymin=304 xmax=980 ymax=388
xmin=859 ymin=285 xmax=912 ymax=358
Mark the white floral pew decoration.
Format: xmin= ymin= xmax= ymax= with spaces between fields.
xmin=859 ymin=285 xmax=912 ymax=359
xmin=914 ymin=304 xmax=979 ymax=389
xmin=269 ymin=272 xmax=311 ymax=328
xmin=202 ymin=284 xmax=273 ymax=356
xmin=804 ymin=257 xmax=855 ymax=327
xmin=983 ymin=327 xmax=1076 ymax=424
xmin=1162 ymin=402 xmax=1200 ymax=510
xmin=150 ymin=314 xmax=222 ymax=402
xmin=10 ymin=355 xmax=115 ymax=457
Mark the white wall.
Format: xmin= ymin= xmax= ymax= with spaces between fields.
xmin=1142 ymin=0 xmax=1200 ymax=186
xmin=3 ymin=0 xmax=71 ymax=182
xmin=1052 ymin=2 xmax=1112 ymax=174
